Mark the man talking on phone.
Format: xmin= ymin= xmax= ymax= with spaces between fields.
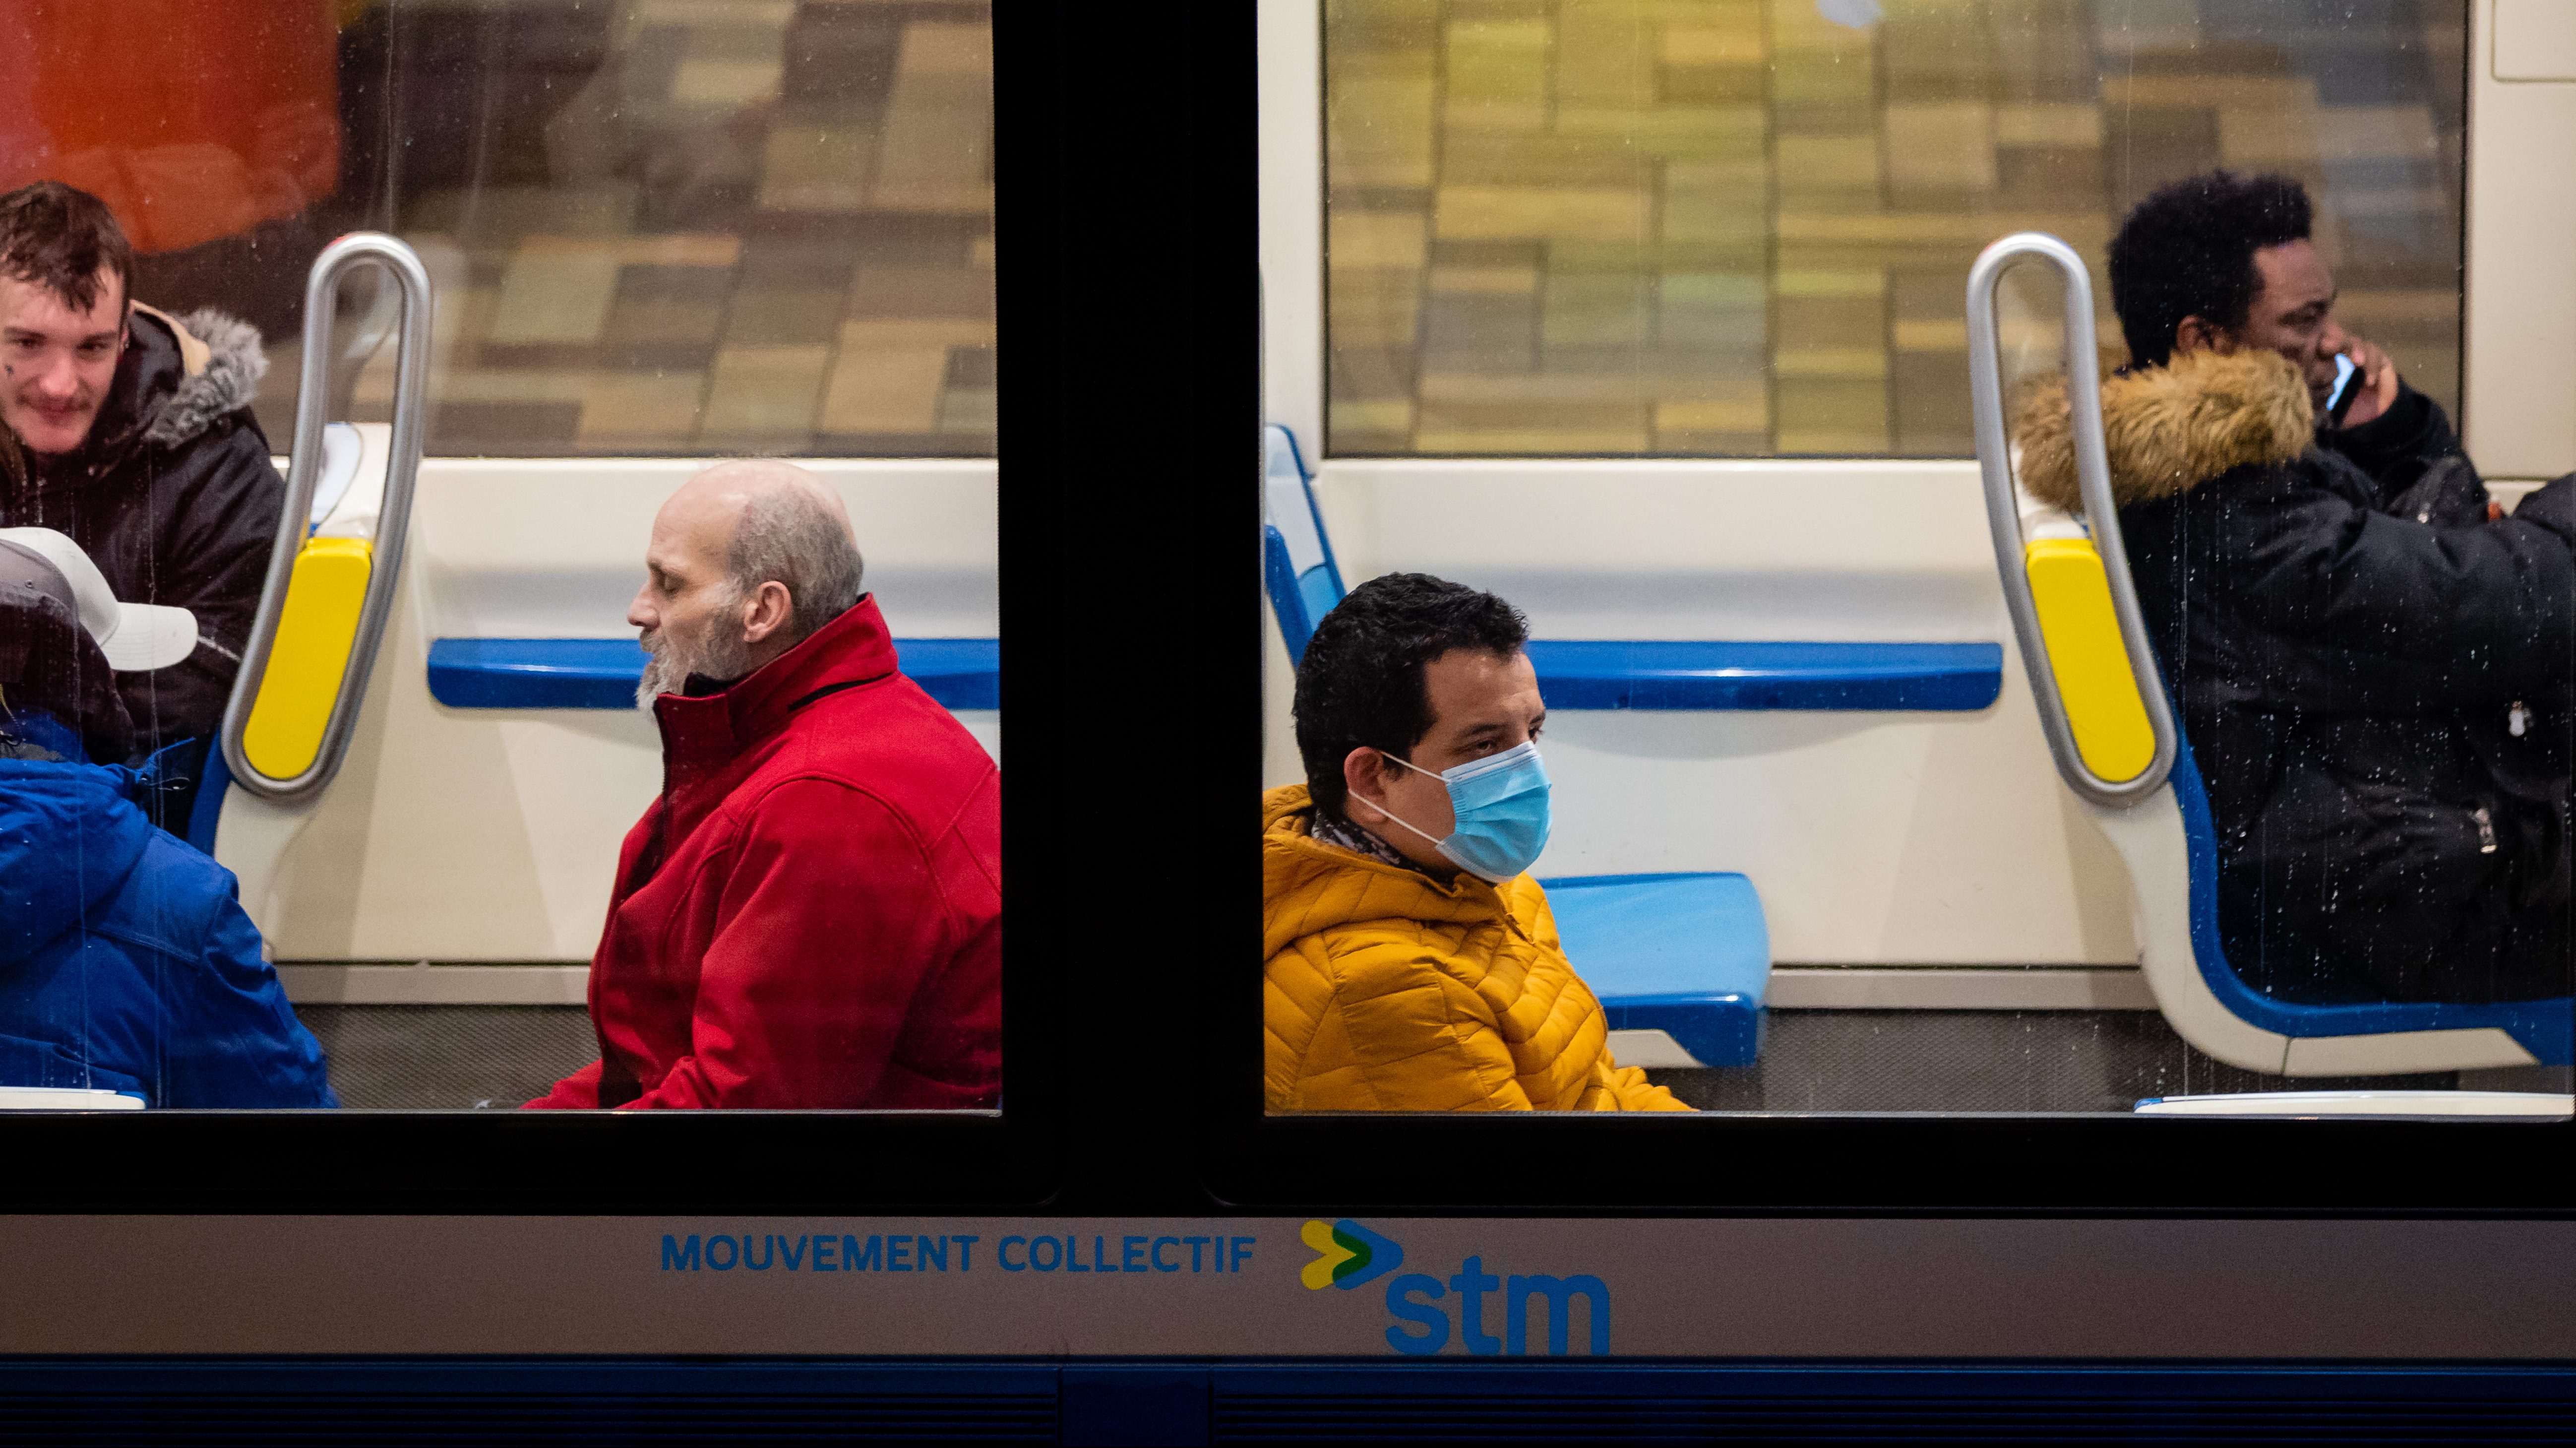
xmin=2012 ymin=168 xmax=2576 ymax=1008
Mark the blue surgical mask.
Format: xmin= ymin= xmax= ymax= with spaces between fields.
xmin=1371 ymin=740 xmax=1552 ymax=883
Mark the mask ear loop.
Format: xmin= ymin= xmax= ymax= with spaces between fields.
xmin=1356 ymin=750 xmax=1447 ymax=848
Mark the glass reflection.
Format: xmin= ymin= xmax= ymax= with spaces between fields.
xmin=1323 ymin=0 xmax=2465 ymax=456
xmin=0 ymin=0 xmax=996 ymax=457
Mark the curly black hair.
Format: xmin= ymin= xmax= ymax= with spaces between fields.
xmin=2107 ymin=170 xmax=2312 ymax=370
xmin=1292 ymin=572 xmax=1528 ymax=819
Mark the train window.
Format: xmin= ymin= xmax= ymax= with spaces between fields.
xmin=1265 ymin=0 xmax=2576 ymax=1124
xmin=3 ymin=0 xmax=995 ymax=459
xmin=2 ymin=0 xmax=1001 ymax=1120
xmin=1320 ymin=0 xmax=2464 ymax=457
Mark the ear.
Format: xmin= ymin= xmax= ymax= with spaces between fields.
xmin=738 ymin=579 xmax=795 ymax=643
xmin=2173 ymin=314 xmax=2230 ymax=357
xmin=1341 ymin=746 xmax=1394 ymax=818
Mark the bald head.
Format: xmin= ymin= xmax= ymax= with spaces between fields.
xmin=672 ymin=460 xmax=865 ymax=633
xmin=629 ymin=460 xmax=868 ymax=700
xmin=669 ymin=458 xmax=847 ymax=529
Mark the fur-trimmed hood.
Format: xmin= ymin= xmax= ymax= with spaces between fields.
xmin=133 ymin=304 xmax=266 ymax=447
xmin=2012 ymin=348 xmax=2314 ymax=513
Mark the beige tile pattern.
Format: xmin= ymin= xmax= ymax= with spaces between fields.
xmin=757 ymin=127 xmax=878 ymax=212
xmin=580 ymin=373 xmax=709 ymax=446
xmin=872 ymin=23 xmax=995 ymax=213
xmin=820 ymin=319 xmax=993 ymax=433
xmin=701 ymin=345 xmax=835 ymax=440
xmin=283 ymin=0 xmax=997 ymax=457
xmin=488 ymin=245 xmax=625 ymax=347
xmin=1326 ymin=0 xmax=2468 ymax=457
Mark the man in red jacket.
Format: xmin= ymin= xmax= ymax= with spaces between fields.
xmin=528 ymin=460 xmax=1000 ymax=1110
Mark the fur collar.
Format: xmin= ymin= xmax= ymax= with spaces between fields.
xmin=136 ymin=304 xmax=266 ymax=447
xmin=2012 ymin=348 xmax=2313 ymax=512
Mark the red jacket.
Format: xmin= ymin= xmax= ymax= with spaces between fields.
xmin=529 ymin=598 xmax=1001 ymax=1109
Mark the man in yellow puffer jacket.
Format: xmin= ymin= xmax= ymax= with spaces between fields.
xmin=1263 ymin=572 xmax=1685 ymax=1113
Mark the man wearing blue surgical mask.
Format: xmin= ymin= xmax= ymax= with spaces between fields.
xmin=1263 ymin=572 xmax=1686 ymax=1113
xmin=1341 ymin=647 xmax=1550 ymax=885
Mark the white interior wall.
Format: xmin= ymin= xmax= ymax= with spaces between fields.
xmin=1252 ymin=0 xmax=2130 ymax=965
xmin=2466 ymin=0 xmax=2576 ymax=479
xmin=1261 ymin=461 xmax=2140 ymax=964
xmin=222 ymin=458 xmax=997 ymax=964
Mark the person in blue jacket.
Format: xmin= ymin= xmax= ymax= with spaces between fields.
xmin=0 ymin=528 xmax=335 ymax=1108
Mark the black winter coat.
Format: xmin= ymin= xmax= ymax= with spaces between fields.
xmin=0 ymin=305 xmax=285 ymax=763
xmin=2016 ymin=348 xmax=2576 ymax=1006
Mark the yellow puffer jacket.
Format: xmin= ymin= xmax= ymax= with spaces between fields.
xmin=1263 ymin=785 xmax=1687 ymax=1112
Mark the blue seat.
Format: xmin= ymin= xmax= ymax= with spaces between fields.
xmin=2165 ymin=734 xmax=2571 ymax=1068
xmin=185 ymin=746 xmax=233 ymax=856
xmin=1262 ymin=425 xmax=1344 ymax=662
xmin=1538 ymin=872 xmax=1770 ymax=1069
xmin=1262 ymin=423 xmax=1772 ymax=1069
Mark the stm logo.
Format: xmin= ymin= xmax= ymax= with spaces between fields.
xmin=1300 ymin=1218 xmax=1403 ymax=1290
xmin=1305 ymin=1221 xmax=1612 ymax=1356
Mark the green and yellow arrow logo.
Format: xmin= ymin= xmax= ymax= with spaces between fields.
xmin=1300 ymin=1218 xmax=1402 ymax=1290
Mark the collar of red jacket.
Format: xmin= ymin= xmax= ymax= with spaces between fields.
xmin=651 ymin=593 xmax=899 ymax=773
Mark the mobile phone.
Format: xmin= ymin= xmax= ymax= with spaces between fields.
xmin=2324 ymin=352 xmax=2361 ymax=428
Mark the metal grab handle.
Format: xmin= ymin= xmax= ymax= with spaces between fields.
xmin=218 ymin=233 xmax=432 ymax=803
xmin=1965 ymin=231 xmax=2177 ymax=808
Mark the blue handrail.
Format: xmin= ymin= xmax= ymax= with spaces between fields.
xmin=1525 ymin=640 xmax=2001 ymax=712
xmin=427 ymin=638 xmax=1000 ymax=711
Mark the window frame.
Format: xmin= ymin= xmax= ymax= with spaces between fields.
xmin=1219 ymin=0 xmax=2576 ymax=1217
xmin=0 ymin=0 xmax=1243 ymax=1218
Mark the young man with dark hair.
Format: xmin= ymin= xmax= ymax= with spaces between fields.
xmin=0 ymin=180 xmax=285 ymax=830
xmin=2018 ymin=168 xmax=2576 ymax=1005
xmin=1263 ymin=571 xmax=1685 ymax=1112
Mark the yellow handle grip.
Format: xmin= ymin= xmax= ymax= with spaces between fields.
xmin=2024 ymin=537 xmax=2156 ymax=783
xmin=242 ymin=536 xmax=374 ymax=780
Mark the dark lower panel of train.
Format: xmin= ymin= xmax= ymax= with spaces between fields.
xmin=296 ymin=1005 xmax=601 ymax=1110
xmin=1 ymin=1358 xmax=2573 ymax=1444
xmin=1651 ymin=1010 xmax=2573 ymax=1111
xmin=296 ymin=1005 xmax=2572 ymax=1112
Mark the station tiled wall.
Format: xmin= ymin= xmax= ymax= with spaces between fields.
xmin=235 ymin=0 xmax=995 ymax=459
xmin=1323 ymin=0 xmax=2466 ymax=457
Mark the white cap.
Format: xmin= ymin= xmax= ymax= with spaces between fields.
xmin=0 ymin=527 xmax=198 ymax=671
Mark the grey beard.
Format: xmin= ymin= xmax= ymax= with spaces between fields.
xmin=635 ymin=641 xmax=687 ymax=707
xmin=635 ymin=622 xmax=756 ymax=707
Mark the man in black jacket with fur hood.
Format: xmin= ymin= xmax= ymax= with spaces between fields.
xmin=0 ymin=182 xmax=284 ymax=833
xmin=2016 ymin=169 xmax=2576 ymax=1008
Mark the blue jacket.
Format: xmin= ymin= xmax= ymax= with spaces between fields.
xmin=0 ymin=721 xmax=336 ymax=1108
